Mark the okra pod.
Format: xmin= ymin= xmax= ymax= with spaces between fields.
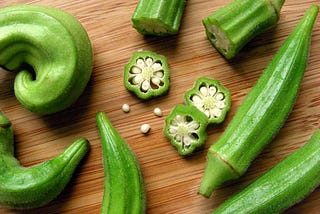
xmin=132 ymin=0 xmax=186 ymax=36
xmin=213 ymin=129 xmax=320 ymax=214
xmin=96 ymin=112 xmax=146 ymax=214
xmin=203 ymin=0 xmax=285 ymax=59
xmin=0 ymin=111 xmax=89 ymax=209
xmin=0 ymin=5 xmax=93 ymax=115
xmin=199 ymin=5 xmax=319 ymax=198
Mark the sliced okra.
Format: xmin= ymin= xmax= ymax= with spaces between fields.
xmin=202 ymin=0 xmax=284 ymax=59
xmin=124 ymin=51 xmax=170 ymax=100
xmin=164 ymin=104 xmax=208 ymax=156
xmin=184 ymin=77 xmax=231 ymax=124
xmin=131 ymin=0 xmax=186 ymax=36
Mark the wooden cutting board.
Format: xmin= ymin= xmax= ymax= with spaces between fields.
xmin=0 ymin=0 xmax=319 ymax=213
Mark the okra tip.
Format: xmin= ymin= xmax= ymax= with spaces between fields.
xmin=198 ymin=150 xmax=239 ymax=198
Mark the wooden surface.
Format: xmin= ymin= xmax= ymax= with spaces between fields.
xmin=0 ymin=0 xmax=319 ymax=213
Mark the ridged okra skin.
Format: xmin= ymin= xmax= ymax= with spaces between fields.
xmin=199 ymin=5 xmax=319 ymax=198
xmin=132 ymin=0 xmax=186 ymax=36
xmin=0 ymin=5 xmax=93 ymax=115
xmin=0 ymin=111 xmax=90 ymax=209
xmin=213 ymin=129 xmax=320 ymax=214
xmin=96 ymin=112 xmax=146 ymax=214
xmin=203 ymin=0 xmax=285 ymax=59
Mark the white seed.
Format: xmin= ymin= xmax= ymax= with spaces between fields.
xmin=152 ymin=62 xmax=163 ymax=71
xmin=145 ymin=57 xmax=153 ymax=66
xmin=122 ymin=104 xmax=130 ymax=113
xmin=131 ymin=66 xmax=142 ymax=74
xmin=151 ymin=77 xmax=161 ymax=86
xmin=153 ymin=107 xmax=163 ymax=117
xmin=215 ymin=92 xmax=224 ymax=101
xmin=200 ymin=86 xmax=208 ymax=96
xmin=208 ymin=86 xmax=217 ymax=96
xmin=141 ymin=80 xmax=150 ymax=92
xmin=140 ymin=124 xmax=151 ymax=134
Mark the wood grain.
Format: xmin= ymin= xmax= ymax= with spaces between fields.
xmin=0 ymin=0 xmax=319 ymax=213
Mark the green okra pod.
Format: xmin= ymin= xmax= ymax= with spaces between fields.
xmin=213 ymin=129 xmax=320 ymax=214
xmin=96 ymin=112 xmax=146 ymax=214
xmin=132 ymin=0 xmax=186 ymax=36
xmin=0 ymin=111 xmax=89 ymax=209
xmin=203 ymin=0 xmax=285 ymax=59
xmin=199 ymin=5 xmax=319 ymax=198
xmin=0 ymin=5 xmax=93 ymax=115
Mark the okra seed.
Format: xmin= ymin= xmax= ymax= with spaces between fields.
xmin=140 ymin=124 xmax=151 ymax=134
xmin=200 ymin=86 xmax=208 ymax=96
xmin=215 ymin=92 xmax=224 ymax=100
xmin=122 ymin=104 xmax=130 ymax=113
xmin=209 ymin=86 xmax=217 ymax=95
xmin=154 ymin=107 xmax=163 ymax=117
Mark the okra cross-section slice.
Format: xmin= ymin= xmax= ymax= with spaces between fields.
xmin=184 ymin=77 xmax=231 ymax=124
xmin=131 ymin=0 xmax=186 ymax=36
xmin=124 ymin=51 xmax=170 ymax=100
xmin=164 ymin=104 xmax=208 ymax=156
xmin=202 ymin=0 xmax=285 ymax=59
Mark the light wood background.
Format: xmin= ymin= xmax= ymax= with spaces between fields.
xmin=0 ymin=0 xmax=319 ymax=213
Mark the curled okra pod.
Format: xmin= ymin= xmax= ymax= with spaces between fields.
xmin=132 ymin=0 xmax=186 ymax=36
xmin=203 ymin=0 xmax=285 ymax=59
xmin=96 ymin=112 xmax=146 ymax=214
xmin=164 ymin=104 xmax=208 ymax=156
xmin=199 ymin=5 xmax=319 ymax=198
xmin=124 ymin=51 xmax=170 ymax=100
xmin=0 ymin=111 xmax=89 ymax=209
xmin=0 ymin=5 xmax=93 ymax=115
xmin=213 ymin=129 xmax=320 ymax=214
xmin=184 ymin=77 xmax=231 ymax=124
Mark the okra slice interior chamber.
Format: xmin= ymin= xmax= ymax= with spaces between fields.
xmin=184 ymin=77 xmax=231 ymax=124
xmin=124 ymin=51 xmax=170 ymax=100
xmin=132 ymin=0 xmax=186 ymax=36
xmin=202 ymin=0 xmax=285 ymax=59
xmin=164 ymin=104 xmax=208 ymax=156
xmin=213 ymin=129 xmax=320 ymax=214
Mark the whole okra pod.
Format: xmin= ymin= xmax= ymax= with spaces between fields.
xmin=0 ymin=111 xmax=89 ymax=209
xmin=199 ymin=5 xmax=319 ymax=198
xmin=96 ymin=112 xmax=146 ymax=214
xmin=213 ymin=129 xmax=320 ymax=214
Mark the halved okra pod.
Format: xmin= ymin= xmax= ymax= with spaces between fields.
xmin=203 ymin=0 xmax=285 ymax=59
xmin=96 ymin=112 xmax=146 ymax=214
xmin=199 ymin=5 xmax=319 ymax=198
xmin=213 ymin=129 xmax=320 ymax=214
xmin=0 ymin=111 xmax=89 ymax=209
xmin=132 ymin=0 xmax=186 ymax=36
